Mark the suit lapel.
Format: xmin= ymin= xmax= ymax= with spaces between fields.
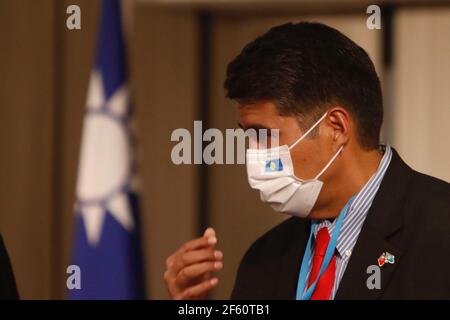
xmin=274 ymin=218 xmax=310 ymax=299
xmin=335 ymin=225 xmax=402 ymax=299
xmin=335 ymin=148 xmax=412 ymax=299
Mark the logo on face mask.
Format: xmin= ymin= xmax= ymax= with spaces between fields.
xmin=265 ymin=159 xmax=283 ymax=172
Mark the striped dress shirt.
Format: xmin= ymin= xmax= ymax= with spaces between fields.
xmin=303 ymin=144 xmax=392 ymax=299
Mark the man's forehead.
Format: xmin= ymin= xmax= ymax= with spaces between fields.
xmin=238 ymin=100 xmax=278 ymax=112
xmin=237 ymin=102 xmax=303 ymax=130
xmin=238 ymin=112 xmax=278 ymax=131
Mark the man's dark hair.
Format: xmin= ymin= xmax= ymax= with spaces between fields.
xmin=224 ymin=22 xmax=383 ymax=150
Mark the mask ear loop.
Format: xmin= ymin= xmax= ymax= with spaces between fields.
xmin=288 ymin=112 xmax=328 ymax=151
xmin=314 ymin=145 xmax=344 ymax=180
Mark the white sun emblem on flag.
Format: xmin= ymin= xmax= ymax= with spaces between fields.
xmin=75 ymin=70 xmax=136 ymax=245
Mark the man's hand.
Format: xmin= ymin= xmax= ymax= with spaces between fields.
xmin=164 ymin=227 xmax=223 ymax=299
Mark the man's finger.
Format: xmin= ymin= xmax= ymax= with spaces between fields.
xmin=203 ymin=227 xmax=216 ymax=238
xmin=178 ymin=277 xmax=219 ymax=300
xmin=176 ymin=261 xmax=223 ymax=288
xmin=179 ymin=236 xmax=217 ymax=254
xmin=172 ymin=249 xmax=222 ymax=274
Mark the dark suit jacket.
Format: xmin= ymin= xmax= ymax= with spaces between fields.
xmin=0 ymin=235 xmax=19 ymax=299
xmin=231 ymin=149 xmax=450 ymax=299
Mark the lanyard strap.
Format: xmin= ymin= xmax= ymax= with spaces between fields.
xmin=295 ymin=196 xmax=355 ymax=300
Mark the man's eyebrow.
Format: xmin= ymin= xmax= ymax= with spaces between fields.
xmin=237 ymin=122 xmax=272 ymax=131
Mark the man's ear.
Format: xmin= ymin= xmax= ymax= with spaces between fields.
xmin=326 ymin=107 xmax=351 ymax=147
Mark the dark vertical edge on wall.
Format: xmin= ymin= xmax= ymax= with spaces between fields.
xmin=380 ymin=4 xmax=395 ymax=144
xmin=381 ymin=4 xmax=394 ymax=70
xmin=51 ymin=0 xmax=64 ymax=299
xmin=197 ymin=11 xmax=212 ymax=237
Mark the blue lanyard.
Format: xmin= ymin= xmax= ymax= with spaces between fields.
xmin=295 ymin=196 xmax=355 ymax=300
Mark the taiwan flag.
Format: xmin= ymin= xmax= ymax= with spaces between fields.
xmin=70 ymin=0 xmax=145 ymax=299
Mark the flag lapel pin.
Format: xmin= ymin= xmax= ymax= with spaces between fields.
xmin=385 ymin=252 xmax=395 ymax=264
xmin=378 ymin=252 xmax=395 ymax=267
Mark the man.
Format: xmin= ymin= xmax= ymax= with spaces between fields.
xmin=164 ymin=22 xmax=450 ymax=300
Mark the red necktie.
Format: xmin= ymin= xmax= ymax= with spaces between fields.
xmin=308 ymin=227 xmax=336 ymax=300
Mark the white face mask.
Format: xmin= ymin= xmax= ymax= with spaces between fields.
xmin=246 ymin=112 xmax=343 ymax=218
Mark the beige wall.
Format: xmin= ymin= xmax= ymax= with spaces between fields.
xmin=0 ymin=0 xmax=448 ymax=300
xmin=392 ymin=7 xmax=450 ymax=182
xmin=0 ymin=0 xmax=100 ymax=298
xmin=0 ymin=0 xmax=102 ymax=299
xmin=0 ymin=0 xmax=56 ymax=299
xmin=131 ymin=6 xmax=200 ymax=299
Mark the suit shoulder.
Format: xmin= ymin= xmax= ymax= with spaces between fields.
xmin=231 ymin=217 xmax=307 ymax=299
xmin=0 ymin=233 xmax=19 ymax=299
xmin=409 ymin=170 xmax=450 ymax=205
xmin=403 ymin=170 xmax=450 ymax=241
xmin=241 ymin=217 xmax=306 ymax=264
